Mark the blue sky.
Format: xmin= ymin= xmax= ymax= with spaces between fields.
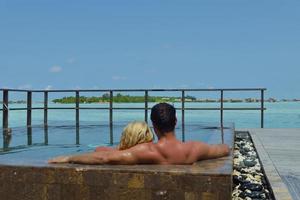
xmin=0 ymin=0 xmax=300 ymax=98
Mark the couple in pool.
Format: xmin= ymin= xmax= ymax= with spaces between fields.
xmin=49 ymin=103 xmax=230 ymax=165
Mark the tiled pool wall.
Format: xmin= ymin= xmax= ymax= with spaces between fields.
xmin=0 ymin=156 xmax=232 ymax=200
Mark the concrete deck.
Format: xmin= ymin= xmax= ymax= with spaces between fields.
xmin=240 ymin=128 xmax=300 ymax=200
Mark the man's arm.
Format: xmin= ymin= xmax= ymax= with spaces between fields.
xmin=48 ymin=143 xmax=160 ymax=165
xmin=95 ymin=146 xmax=116 ymax=152
xmin=189 ymin=142 xmax=230 ymax=162
xmin=204 ymin=143 xmax=230 ymax=159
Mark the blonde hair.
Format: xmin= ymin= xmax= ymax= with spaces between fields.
xmin=118 ymin=121 xmax=154 ymax=150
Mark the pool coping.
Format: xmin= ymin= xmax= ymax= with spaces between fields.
xmin=0 ymin=153 xmax=233 ymax=176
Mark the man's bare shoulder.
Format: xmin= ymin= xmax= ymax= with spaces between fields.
xmin=127 ymin=142 xmax=156 ymax=151
xmin=122 ymin=142 xmax=162 ymax=164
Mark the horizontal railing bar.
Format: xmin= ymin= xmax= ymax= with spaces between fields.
xmin=72 ymin=107 xmax=107 ymax=110
xmin=0 ymin=89 xmax=30 ymax=92
xmin=0 ymin=88 xmax=267 ymax=93
xmin=4 ymin=108 xmax=91 ymax=111
xmin=97 ymin=107 xmax=146 ymax=110
xmin=7 ymin=108 xmax=28 ymax=111
xmin=48 ymin=107 xmax=80 ymax=110
xmin=184 ymin=108 xmax=267 ymax=111
xmin=3 ymin=107 xmax=142 ymax=111
xmin=7 ymin=107 xmax=108 ymax=110
xmin=4 ymin=107 xmax=266 ymax=111
xmin=119 ymin=107 xmax=266 ymax=111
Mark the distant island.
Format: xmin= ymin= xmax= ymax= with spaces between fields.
xmin=1 ymin=94 xmax=299 ymax=104
xmin=0 ymin=100 xmax=27 ymax=104
xmin=52 ymin=93 xmax=196 ymax=103
xmin=50 ymin=93 xmax=300 ymax=104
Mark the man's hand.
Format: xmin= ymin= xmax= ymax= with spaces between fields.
xmin=48 ymin=155 xmax=71 ymax=164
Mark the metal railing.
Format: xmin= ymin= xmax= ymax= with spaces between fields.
xmin=1 ymin=88 xmax=266 ymax=144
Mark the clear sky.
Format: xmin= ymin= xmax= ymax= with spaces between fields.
xmin=1 ymin=0 xmax=299 ymax=98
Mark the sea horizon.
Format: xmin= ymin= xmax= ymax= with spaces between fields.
xmin=1 ymin=101 xmax=299 ymax=129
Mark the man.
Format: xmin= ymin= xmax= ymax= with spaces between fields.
xmin=49 ymin=103 xmax=230 ymax=164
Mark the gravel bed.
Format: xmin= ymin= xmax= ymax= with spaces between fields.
xmin=232 ymin=132 xmax=274 ymax=200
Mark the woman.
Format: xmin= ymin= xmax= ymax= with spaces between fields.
xmin=95 ymin=121 xmax=154 ymax=152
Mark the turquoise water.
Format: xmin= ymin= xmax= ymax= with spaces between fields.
xmin=0 ymin=101 xmax=298 ymax=163
xmin=3 ymin=100 xmax=299 ymax=162
xmin=0 ymin=124 xmax=233 ymax=163
xmin=1 ymin=102 xmax=300 ymax=128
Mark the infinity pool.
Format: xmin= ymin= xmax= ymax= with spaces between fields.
xmin=0 ymin=122 xmax=233 ymax=165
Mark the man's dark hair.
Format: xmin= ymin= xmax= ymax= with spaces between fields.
xmin=150 ymin=103 xmax=176 ymax=133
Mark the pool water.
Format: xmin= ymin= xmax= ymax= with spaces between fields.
xmin=0 ymin=122 xmax=234 ymax=165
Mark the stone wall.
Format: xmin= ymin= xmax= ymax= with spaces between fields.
xmin=0 ymin=157 xmax=232 ymax=200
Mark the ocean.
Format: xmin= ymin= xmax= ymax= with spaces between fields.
xmin=1 ymin=102 xmax=299 ymax=128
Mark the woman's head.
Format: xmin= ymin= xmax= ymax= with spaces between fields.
xmin=118 ymin=121 xmax=154 ymax=150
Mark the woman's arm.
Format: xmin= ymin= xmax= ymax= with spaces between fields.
xmin=48 ymin=151 xmax=111 ymax=164
xmin=48 ymin=143 xmax=159 ymax=165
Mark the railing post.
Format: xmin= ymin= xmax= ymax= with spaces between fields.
xmin=145 ymin=90 xmax=148 ymax=122
xmin=220 ymin=90 xmax=224 ymax=128
xmin=27 ymin=91 xmax=32 ymax=127
xmin=2 ymin=90 xmax=9 ymax=130
xmin=44 ymin=91 xmax=48 ymax=127
xmin=261 ymin=89 xmax=264 ymax=128
xmin=181 ymin=90 xmax=185 ymax=142
xmin=109 ymin=90 xmax=113 ymax=145
xmin=76 ymin=91 xmax=80 ymax=127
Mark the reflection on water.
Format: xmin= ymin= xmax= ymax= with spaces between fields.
xmin=44 ymin=127 xmax=48 ymax=145
xmin=76 ymin=126 xmax=80 ymax=145
xmin=27 ymin=127 xmax=32 ymax=146
xmin=2 ymin=128 xmax=12 ymax=151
